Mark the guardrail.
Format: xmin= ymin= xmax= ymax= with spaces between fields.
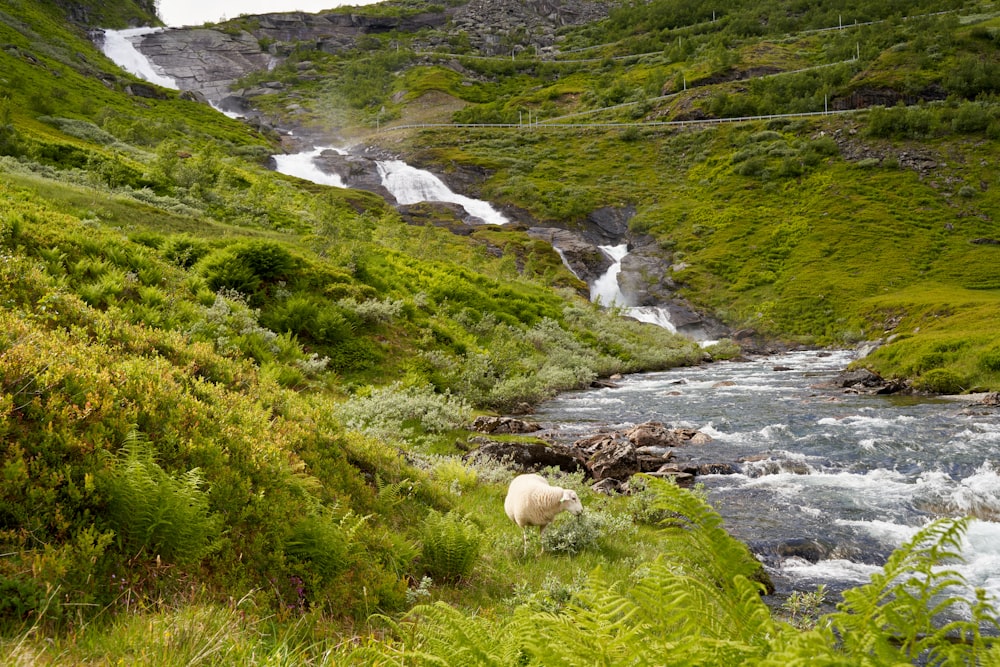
xmin=379 ymin=108 xmax=862 ymax=133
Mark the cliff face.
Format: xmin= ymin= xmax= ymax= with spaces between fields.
xmin=135 ymin=28 xmax=272 ymax=102
xmin=128 ymin=0 xmax=614 ymax=104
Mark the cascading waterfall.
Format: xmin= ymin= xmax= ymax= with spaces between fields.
xmin=99 ymin=28 xmax=178 ymax=89
xmin=271 ymin=147 xmax=346 ymax=188
xmin=375 ymin=160 xmax=508 ymax=225
xmin=591 ymin=244 xmax=678 ymax=332
xmin=98 ymin=35 xmax=680 ymax=331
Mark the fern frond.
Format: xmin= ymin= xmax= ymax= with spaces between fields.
xmin=641 ymin=475 xmax=768 ymax=590
xmin=399 ymin=601 xmax=523 ymax=667
xmin=829 ymin=517 xmax=1000 ymax=665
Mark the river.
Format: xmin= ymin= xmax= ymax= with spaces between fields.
xmin=533 ymin=348 xmax=1000 ymax=602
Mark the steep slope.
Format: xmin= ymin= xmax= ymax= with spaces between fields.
xmin=0 ymin=0 xmax=704 ymax=630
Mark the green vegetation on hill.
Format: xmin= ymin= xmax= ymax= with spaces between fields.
xmin=3 ymin=0 xmax=1000 ymax=663
xmin=0 ymin=0 xmax=702 ymax=651
xmin=290 ymin=0 xmax=1000 ymax=393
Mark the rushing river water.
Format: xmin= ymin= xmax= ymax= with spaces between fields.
xmin=534 ymin=349 xmax=1000 ymax=602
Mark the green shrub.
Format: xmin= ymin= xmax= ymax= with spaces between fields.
xmin=162 ymin=235 xmax=210 ymax=269
xmin=420 ymin=510 xmax=481 ymax=581
xmin=201 ymin=241 xmax=299 ymax=300
xmin=912 ymin=368 xmax=966 ymax=394
xmin=541 ymin=507 xmax=636 ymax=555
xmin=337 ymin=382 xmax=472 ymax=440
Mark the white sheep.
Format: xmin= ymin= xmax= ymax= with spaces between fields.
xmin=504 ymin=473 xmax=584 ymax=555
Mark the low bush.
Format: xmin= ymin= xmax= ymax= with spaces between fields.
xmin=913 ymin=368 xmax=967 ymax=394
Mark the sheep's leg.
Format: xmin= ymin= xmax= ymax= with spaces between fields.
xmin=522 ymin=528 xmax=528 ymax=556
xmin=538 ymin=525 xmax=545 ymax=554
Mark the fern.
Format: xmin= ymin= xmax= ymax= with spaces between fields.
xmin=352 ymin=601 xmax=525 ymax=666
xmin=827 ymin=517 xmax=1000 ymax=665
xmin=420 ymin=511 xmax=481 ymax=582
xmin=352 ymin=487 xmax=1000 ymax=666
xmin=103 ymin=429 xmax=219 ymax=564
xmin=641 ymin=475 xmax=771 ymax=592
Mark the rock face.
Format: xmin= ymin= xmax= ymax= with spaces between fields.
xmin=135 ymin=28 xmax=272 ymax=102
xmin=312 ymin=151 xmax=394 ymax=201
xmin=526 ymin=227 xmax=612 ymax=285
xmin=452 ymin=0 xmax=612 ymax=55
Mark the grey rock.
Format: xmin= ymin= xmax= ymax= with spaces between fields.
xmin=588 ymin=440 xmax=639 ymax=481
xmin=467 ymin=439 xmax=587 ymax=474
xmin=470 ymin=415 xmax=542 ymax=434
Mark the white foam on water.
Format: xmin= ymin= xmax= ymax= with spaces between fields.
xmin=376 ymin=160 xmax=508 ymax=225
xmin=100 ymin=28 xmax=179 ymax=89
xmin=782 ymin=557 xmax=882 ymax=586
xmin=626 ymin=306 xmax=677 ymax=331
xmin=938 ymin=463 xmax=1000 ymax=521
xmin=272 ymin=147 xmax=346 ymax=188
xmin=818 ymin=414 xmax=918 ymax=429
xmin=833 ymin=517 xmax=1000 ymax=605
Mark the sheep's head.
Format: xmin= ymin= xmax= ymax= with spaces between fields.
xmin=560 ymin=489 xmax=583 ymax=516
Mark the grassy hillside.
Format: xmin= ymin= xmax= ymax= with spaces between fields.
xmin=3 ymin=0 xmax=1000 ymax=663
xmin=0 ymin=0 xmax=704 ymax=653
xmin=260 ymin=0 xmax=1000 ymax=393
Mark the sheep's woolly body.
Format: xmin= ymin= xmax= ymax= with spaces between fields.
xmin=504 ymin=474 xmax=583 ymax=554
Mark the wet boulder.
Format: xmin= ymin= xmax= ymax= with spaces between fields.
xmin=588 ymin=440 xmax=639 ymax=482
xmin=835 ymin=368 xmax=884 ymax=388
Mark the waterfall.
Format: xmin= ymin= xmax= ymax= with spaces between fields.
xmin=590 ymin=244 xmax=677 ymax=332
xmin=590 ymin=244 xmax=628 ymax=306
xmin=272 ymin=147 xmax=346 ymax=188
xmin=376 ymin=160 xmax=508 ymax=225
xmin=99 ymin=28 xmax=178 ymax=89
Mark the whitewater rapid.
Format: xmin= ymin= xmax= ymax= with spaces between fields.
xmin=533 ymin=349 xmax=1000 ymax=603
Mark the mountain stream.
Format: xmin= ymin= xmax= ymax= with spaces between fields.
xmin=533 ymin=348 xmax=1000 ymax=602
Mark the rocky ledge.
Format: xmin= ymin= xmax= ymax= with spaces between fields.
xmin=467 ymin=417 xmax=727 ymax=493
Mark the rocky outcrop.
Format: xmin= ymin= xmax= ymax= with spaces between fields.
xmin=467 ymin=438 xmax=587 ymax=474
xmin=133 ymin=28 xmax=272 ymax=102
xmin=526 ymin=227 xmax=612 ymax=284
xmin=617 ymin=240 xmax=676 ymax=306
xmin=833 ymin=368 xmax=908 ymax=395
xmin=312 ymin=151 xmax=394 ymax=201
xmin=452 ymin=0 xmax=612 ymax=55
xmin=471 ymin=416 xmax=542 ymax=434
xmin=248 ymin=10 xmax=450 ymax=48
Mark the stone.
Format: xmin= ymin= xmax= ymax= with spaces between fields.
xmin=835 ymin=368 xmax=884 ymax=388
xmin=588 ymin=440 xmax=639 ymax=481
xmin=571 ymin=432 xmax=620 ymax=455
xmin=467 ymin=439 xmax=586 ymax=474
xmin=591 ymin=478 xmax=623 ymax=495
xmin=624 ymin=422 xmax=679 ymax=448
xmin=696 ymin=462 xmax=738 ymax=475
xmin=470 ymin=415 xmax=541 ymax=434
